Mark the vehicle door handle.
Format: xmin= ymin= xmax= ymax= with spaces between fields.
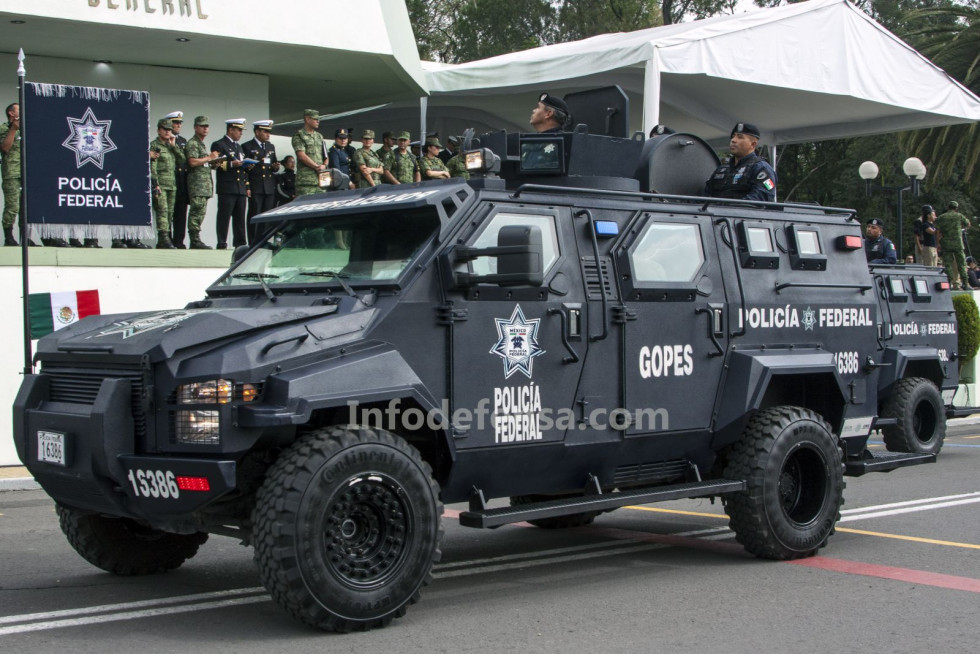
xmin=549 ymin=306 xmax=580 ymax=364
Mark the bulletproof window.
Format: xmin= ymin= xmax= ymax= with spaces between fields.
xmin=910 ymin=277 xmax=932 ymax=302
xmin=736 ymin=222 xmax=779 ymax=269
xmin=887 ymin=276 xmax=908 ymax=302
xmin=519 ymin=137 xmax=565 ymax=174
xmin=470 ymin=211 xmax=560 ymax=276
xmin=786 ymin=225 xmax=827 ymax=270
xmin=631 ymin=223 xmax=704 ymax=283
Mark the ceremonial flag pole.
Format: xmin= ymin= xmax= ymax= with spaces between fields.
xmin=18 ymin=48 xmax=33 ymax=376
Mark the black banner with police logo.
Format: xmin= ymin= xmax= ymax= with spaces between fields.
xmin=24 ymin=83 xmax=152 ymax=241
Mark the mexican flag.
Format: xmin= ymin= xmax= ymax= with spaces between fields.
xmin=29 ymin=290 xmax=101 ymax=339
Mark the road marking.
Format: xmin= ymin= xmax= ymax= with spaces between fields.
xmin=840 ymin=491 xmax=980 ymax=515
xmin=964 ymin=435 xmax=980 ymax=439
xmin=836 ymin=527 xmax=980 ymax=550
xmin=839 ymin=496 xmax=980 ymax=521
xmin=789 ymin=556 xmax=980 ymax=593
xmin=624 ymin=506 xmax=726 ymax=519
xmin=434 ymin=542 xmax=667 ymax=579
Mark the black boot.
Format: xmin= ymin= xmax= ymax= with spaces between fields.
xmin=111 ymin=239 xmax=128 ymax=249
xmin=156 ymin=231 xmax=176 ymax=249
xmin=68 ymin=238 xmax=85 ymax=248
xmin=3 ymin=227 xmax=17 ymax=246
xmin=84 ymin=238 xmax=101 ymax=248
xmin=189 ymin=232 xmax=212 ymax=250
xmin=42 ymin=237 xmax=70 ymax=247
xmin=126 ymin=238 xmax=151 ymax=249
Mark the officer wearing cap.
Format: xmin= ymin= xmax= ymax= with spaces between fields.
xmin=388 ymin=132 xmax=420 ymax=184
xmin=937 ymin=200 xmax=971 ymax=289
xmin=530 ymin=92 xmax=571 ymax=133
xmin=704 ymin=122 xmax=778 ymax=202
xmin=865 ymin=218 xmax=897 ymax=265
xmin=420 ymin=137 xmax=451 ymax=179
xmin=210 ymin=118 xmax=250 ymax=249
xmin=328 ymin=128 xmax=354 ymax=188
xmin=376 ymin=131 xmax=396 ymax=183
xmin=149 ymin=118 xmax=181 ymax=248
xmin=292 ymin=109 xmax=326 ymax=197
xmin=242 ymin=119 xmax=280 ymax=243
xmin=164 ymin=111 xmax=190 ymax=248
xmin=446 ymin=137 xmax=469 ymax=180
xmin=184 ymin=115 xmax=216 ymax=249
xmin=353 ymin=130 xmax=384 ymax=188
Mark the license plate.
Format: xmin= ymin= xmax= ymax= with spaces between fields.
xmin=37 ymin=431 xmax=66 ymax=466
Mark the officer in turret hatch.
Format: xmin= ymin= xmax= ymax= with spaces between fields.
xmin=864 ymin=218 xmax=897 ymax=265
xmin=529 ymin=92 xmax=571 ymax=133
xmin=704 ymin=122 xmax=777 ymax=202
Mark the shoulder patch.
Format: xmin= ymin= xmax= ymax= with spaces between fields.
xmin=757 ymin=171 xmax=769 ymax=180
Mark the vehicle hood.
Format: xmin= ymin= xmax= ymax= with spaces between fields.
xmin=35 ymin=305 xmax=340 ymax=361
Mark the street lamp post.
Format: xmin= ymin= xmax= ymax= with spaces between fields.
xmin=858 ymin=157 xmax=927 ymax=260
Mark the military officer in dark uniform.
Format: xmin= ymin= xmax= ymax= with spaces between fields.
xmin=438 ymin=135 xmax=459 ymax=164
xmin=328 ymin=128 xmax=353 ymax=189
xmin=164 ymin=111 xmax=190 ymax=248
xmin=529 ymin=92 xmax=571 ymax=133
xmin=276 ymin=155 xmax=296 ymax=206
xmin=210 ymin=118 xmax=250 ymax=249
xmin=864 ymin=218 xmax=897 ymax=265
xmin=704 ymin=122 xmax=777 ymax=202
xmin=242 ymin=119 xmax=279 ymax=244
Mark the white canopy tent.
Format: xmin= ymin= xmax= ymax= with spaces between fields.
xmin=412 ymin=0 xmax=980 ymax=147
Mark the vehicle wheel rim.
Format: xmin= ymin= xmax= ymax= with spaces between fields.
xmin=912 ymin=400 xmax=938 ymax=444
xmin=323 ymin=473 xmax=413 ymax=590
xmin=777 ymin=446 xmax=827 ymax=527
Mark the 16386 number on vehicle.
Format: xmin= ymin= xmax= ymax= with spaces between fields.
xmin=127 ymin=468 xmax=180 ymax=499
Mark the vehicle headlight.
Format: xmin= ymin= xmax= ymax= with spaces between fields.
xmin=178 ymin=379 xmax=233 ymax=404
xmin=465 ymin=148 xmax=500 ymax=173
xmin=174 ymin=409 xmax=220 ymax=445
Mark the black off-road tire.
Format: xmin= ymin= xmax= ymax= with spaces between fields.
xmin=722 ymin=406 xmax=844 ymax=560
xmin=56 ymin=505 xmax=208 ymax=575
xmin=880 ymin=377 xmax=946 ymax=455
xmin=251 ymin=426 xmax=443 ymax=632
xmin=509 ymin=494 xmax=600 ymax=529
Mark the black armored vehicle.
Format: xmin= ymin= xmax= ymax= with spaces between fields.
xmin=14 ymin=89 xmax=960 ymax=632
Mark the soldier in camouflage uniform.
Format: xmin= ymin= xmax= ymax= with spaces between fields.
xmin=937 ymin=200 xmax=972 ymax=289
xmin=376 ymin=131 xmax=396 ymax=184
xmin=388 ymin=132 xmax=421 ymax=185
xmin=353 ymin=129 xmax=384 ymax=188
xmin=184 ymin=115 xmax=216 ymax=249
xmin=149 ymin=118 xmax=182 ymax=248
xmin=1 ymin=102 xmax=24 ymax=246
xmin=420 ymin=137 xmax=451 ymax=180
xmin=446 ymin=138 xmax=469 ymax=180
xmin=292 ymin=109 xmax=326 ymax=196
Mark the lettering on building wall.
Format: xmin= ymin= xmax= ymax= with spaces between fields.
xmin=86 ymin=0 xmax=208 ymax=19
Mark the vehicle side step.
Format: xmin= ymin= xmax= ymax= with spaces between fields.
xmin=946 ymin=406 xmax=980 ymax=418
xmin=458 ymin=479 xmax=745 ymax=529
xmin=844 ymin=450 xmax=937 ymax=477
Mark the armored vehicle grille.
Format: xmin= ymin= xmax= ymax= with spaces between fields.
xmin=582 ymin=257 xmax=617 ymax=300
xmin=613 ymin=459 xmax=688 ymax=487
xmin=41 ymin=363 xmax=147 ymax=440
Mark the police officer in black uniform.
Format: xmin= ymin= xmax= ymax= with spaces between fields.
xmin=704 ymin=122 xmax=777 ymax=202
xmin=328 ymin=128 xmax=353 ymax=188
xmin=242 ymin=119 xmax=279 ymax=244
xmin=864 ymin=218 xmax=897 ymax=264
xmin=210 ymin=118 xmax=250 ymax=249
xmin=529 ymin=92 xmax=571 ymax=133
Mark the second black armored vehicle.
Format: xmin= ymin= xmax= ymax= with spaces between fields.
xmin=14 ymin=91 xmax=960 ymax=632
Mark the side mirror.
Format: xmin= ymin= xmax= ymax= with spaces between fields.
xmin=447 ymin=225 xmax=544 ymax=287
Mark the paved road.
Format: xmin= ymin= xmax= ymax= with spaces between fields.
xmin=1 ymin=427 xmax=978 ymax=653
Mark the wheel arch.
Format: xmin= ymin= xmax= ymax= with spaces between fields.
xmin=712 ymin=350 xmax=848 ymax=450
xmin=878 ymin=346 xmax=949 ymax=399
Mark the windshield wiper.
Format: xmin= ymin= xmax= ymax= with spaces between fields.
xmin=300 ymin=270 xmax=359 ymax=299
xmin=232 ymin=272 xmax=279 ymax=303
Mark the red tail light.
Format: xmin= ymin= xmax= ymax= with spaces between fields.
xmin=837 ymin=234 xmax=863 ymax=250
xmin=936 ymin=281 xmax=951 ymax=291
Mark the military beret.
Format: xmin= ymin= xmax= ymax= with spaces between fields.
xmin=157 ymin=118 xmax=173 ymax=130
xmin=382 ymin=131 xmax=393 ymax=139
xmin=304 ymin=109 xmax=320 ymax=119
xmin=447 ymin=135 xmax=460 ymax=145
xmin=538 ymin=92 xmax=569 ymax=116
xmin=225 ymin=118 xmax=246 ymax=129
xmin=164 ymin=111 xmax=183 ymax=121
xmin=424 ymin=137 xmax=442 ymax=149
xmin=731 ymin=122 xmax=761 ymax=139
xmin=335 ymin=128 xmax=349 ymax=139
xmin=361 ymin=129 xmax=375 ymax=140
xmin=922 ymin=204 xmax=934 ymax=214
xmin=866 ymin=218 xmax=885 ymax=227
xmin=397 ymin=131 xmax=411 ymax=141
xmin=194 ymin=115 xmax=209 ymax=127
xmin=968 ymin=256 xmax=975 ymax=264
xmin=253 ymin=120 xmax=274 ymax=131
xmin=950 ymin=200 xmax=959 ymax=209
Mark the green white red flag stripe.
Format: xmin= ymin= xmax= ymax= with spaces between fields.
xmin=28 ymin=290 xmax=100 ymax=339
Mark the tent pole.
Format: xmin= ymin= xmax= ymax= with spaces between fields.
xmin=419 ymin=96 xmax=427 ymax=147
xmin=771 ymin=144 xmax=778 ymax=202
xmin=17 ymin=49 xmax=32 ymax=376
xmin=642 ymin=49 xmax=661 ymax=134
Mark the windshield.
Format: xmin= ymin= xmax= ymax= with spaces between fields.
xmin=213 ymin=208 xmax=440 ymax=289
